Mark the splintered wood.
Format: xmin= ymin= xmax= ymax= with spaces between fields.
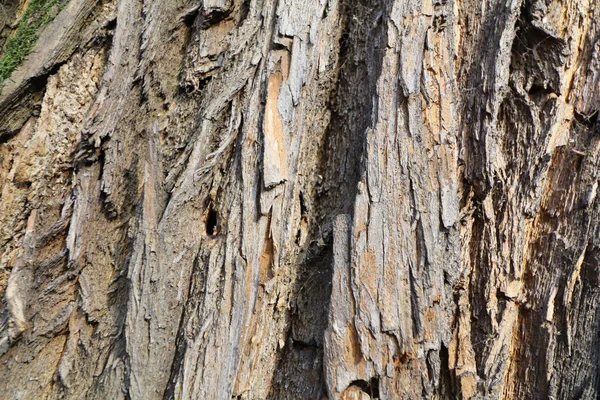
xmin=1 ymin=0 xmax=600 ymax=398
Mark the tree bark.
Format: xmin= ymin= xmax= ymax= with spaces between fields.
xmin=1 ymin=0 xmax=599 ymax=398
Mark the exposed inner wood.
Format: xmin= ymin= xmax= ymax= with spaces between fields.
xmin=1 ymin=0 xmax=599 ymax=398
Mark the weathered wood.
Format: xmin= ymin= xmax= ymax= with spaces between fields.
xmin=0 ymin=0 xmax=599 ymax=398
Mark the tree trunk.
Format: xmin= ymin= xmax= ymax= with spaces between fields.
xmin=1 ymin=0 xmax=599 ymax=398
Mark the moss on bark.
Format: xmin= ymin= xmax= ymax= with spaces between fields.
xmin=0 ymin=0 xmax=66 ymax=86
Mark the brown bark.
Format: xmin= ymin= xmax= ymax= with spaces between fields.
xmin=1 ymin=0 xmax=599 ymax=399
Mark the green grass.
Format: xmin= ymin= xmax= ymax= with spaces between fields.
xmin=0 ymin=0 xmax=66 ymax=87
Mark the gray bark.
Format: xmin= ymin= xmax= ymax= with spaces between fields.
xmin=1 ymin=0 xmax=599 ymax=399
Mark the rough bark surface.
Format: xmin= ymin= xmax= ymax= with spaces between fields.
xmin=0 ymin=0 xmax=599 ymax=399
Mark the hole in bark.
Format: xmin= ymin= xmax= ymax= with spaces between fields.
xmin=349 ymin=377 xmax=380 ymax=398
xmin=13 ymin=180 xmax=32 ymax=188
xmin=29 ymin=60 xmax=66 ymax=92
xmin=205 ymin=206 xmax=218 ymax=236
xmin=0 ymin=129 xmax=18 ymax=144
xmin=181 ymin=8 xmax=199 ymax=26
xmin=527 ymin=83 xmax=550 ymax=97
xmin=105 ymin=17 xmax=117 ymax=31
xmin=199 ymin=8 xmax=231 ymax=29
xmin=438 ymin=344 xmax=454 ymax=396
xmin=299 ymin=191 xmax=307 ymax=215
xmin=272 ymin=40 xmax=289 ymax=51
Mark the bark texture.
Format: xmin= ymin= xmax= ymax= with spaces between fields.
xmin=0 ymin=0 xmax=599 ymax=398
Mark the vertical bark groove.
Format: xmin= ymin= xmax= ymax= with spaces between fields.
xmin=1 ymin=0 xmax=600 ymax=398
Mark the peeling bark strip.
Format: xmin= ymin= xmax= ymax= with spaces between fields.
xmin=1 ymin=0 xmax=600 ymax=398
